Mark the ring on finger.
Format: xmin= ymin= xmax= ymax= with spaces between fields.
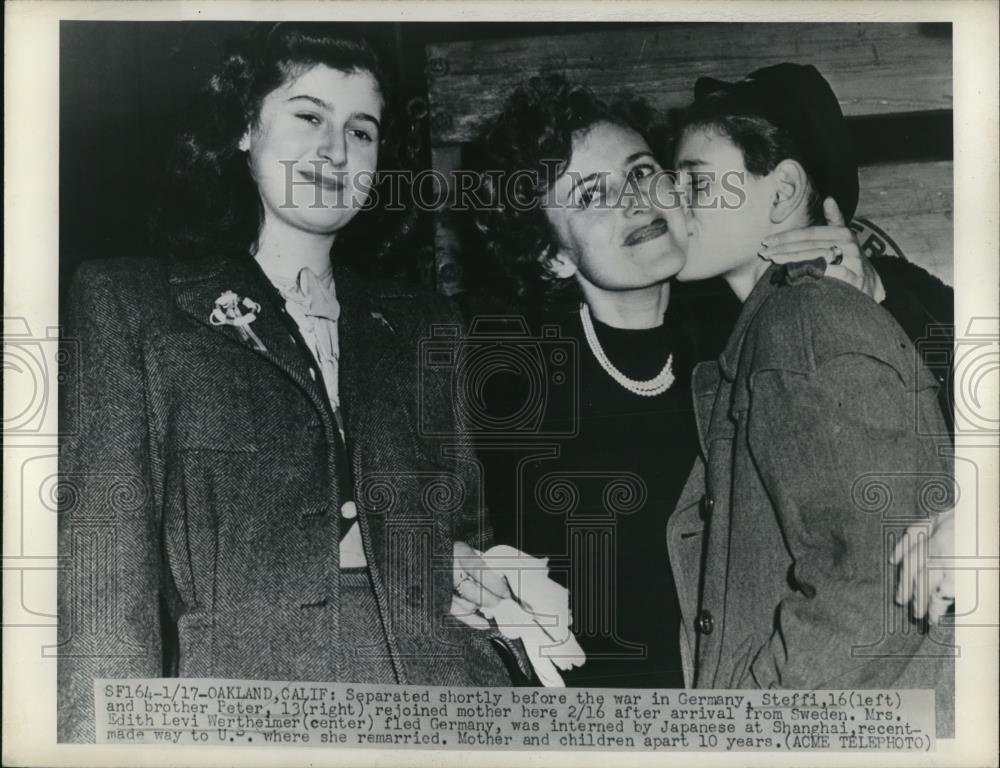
xmin=829 ymin=244 xmax=844 ymax=266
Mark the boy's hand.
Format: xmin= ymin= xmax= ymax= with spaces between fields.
xmin=759 ymin=197 xmax=886 ymax=303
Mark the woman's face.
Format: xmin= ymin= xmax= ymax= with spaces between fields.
xmin=543 ymin=122 xmax=688 ymax=293
xmin=240 ymin=64 xmax=383 ymax=238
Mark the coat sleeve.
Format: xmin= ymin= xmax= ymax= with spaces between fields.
xmin=743 ymin=351 xmax=952 ymax=690
xmin=58 ymin=263 xmax=163 ymax=742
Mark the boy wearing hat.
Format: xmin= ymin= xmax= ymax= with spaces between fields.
xmin=667 ymin=63 xmax=954 ymax=734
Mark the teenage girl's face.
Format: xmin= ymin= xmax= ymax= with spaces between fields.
xmin=542 ymin=122 xmax=688 ymax=293
xmin=240 ymin=64 xmax=383 ymax=238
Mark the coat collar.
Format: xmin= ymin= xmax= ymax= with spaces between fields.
xmin=717 ymin=262 xmax=783 ymax=381
xmin=331 ymin=265 xmax=412 ymax=439
xmin=691 ymin=263 xmax=788 ymax=454
xmin=166 ymin=254 xmax=406 ymax=439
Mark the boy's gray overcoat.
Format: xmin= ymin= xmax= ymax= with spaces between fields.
xmin=667 ymin=263 xmax=955 ymax=736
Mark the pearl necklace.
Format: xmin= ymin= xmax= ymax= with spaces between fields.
xmin=580 ymin=304 xmax=675 ymax=397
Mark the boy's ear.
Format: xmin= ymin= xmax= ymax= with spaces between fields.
xmin=545 ymin=248 xmax=578 ymax=280
xmin=769 ymin=158 xmax=811 ymax=225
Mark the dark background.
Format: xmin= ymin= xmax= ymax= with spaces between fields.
xmin=60 ymin=21 xmax=953 ymax=299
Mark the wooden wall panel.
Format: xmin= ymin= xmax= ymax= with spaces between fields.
xmin=426 ymin=22 xmax=952 ymax=145
xmin=857 ymin=161 xmax=954 ymax=285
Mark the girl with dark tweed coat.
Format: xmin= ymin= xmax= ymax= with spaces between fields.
xmin=57 ymin=23 xmax=514 ymax=743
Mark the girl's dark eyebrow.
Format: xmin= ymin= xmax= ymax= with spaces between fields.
xmin=286 ymin=95 xmax=381 ymax=130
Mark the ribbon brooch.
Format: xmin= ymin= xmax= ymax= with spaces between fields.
xmin=210 ymin=291 xmax=267 ymax=352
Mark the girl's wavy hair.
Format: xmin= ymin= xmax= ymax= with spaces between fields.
xmin=151 ymin=23 xmax=416 ymax=268
xmin=472 ymin=72 xmax=667 ymax=306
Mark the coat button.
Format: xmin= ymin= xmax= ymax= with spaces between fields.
xmin=699 ymin=494 xmax=715 ymax=520
xmin=696 ymin=609 xmax=715 ymax=635
xmin=340 ymin=501 xmax=357 ymax=519
xmin=406 ymin=585 xmax=423 ymax=608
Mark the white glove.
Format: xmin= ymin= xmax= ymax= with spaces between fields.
xmin=450 ymin=544 xmax=586 ymax=686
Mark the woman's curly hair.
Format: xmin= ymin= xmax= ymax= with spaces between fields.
xmin=151 ymin=22 xmax=416 ymax=270
xmin=472 ymin=72 xmax=667 ymax=306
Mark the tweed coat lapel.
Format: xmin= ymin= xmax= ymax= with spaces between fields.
xmin=327 ymin=268 xmax=422 ymax=686
xmin=689 ymin=359 xmax=732 ymax=686
xmin=331 ymin=267 xmax=407 ymax=444
xmin=166 ymin=254 xmax=335 ymax=429
xmin=690 ymin=266 xmax=785 ymax=687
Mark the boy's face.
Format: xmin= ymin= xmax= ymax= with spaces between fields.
xmin=674 ymin=126 xmax=775 ymax=283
